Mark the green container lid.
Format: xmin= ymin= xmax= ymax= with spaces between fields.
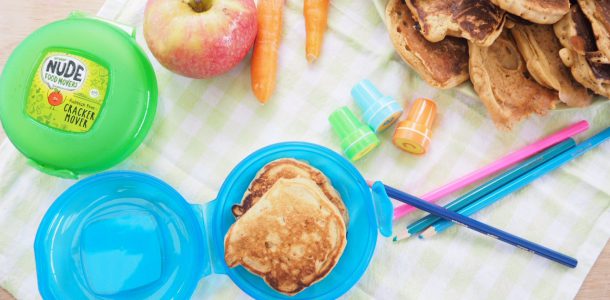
xmin=0 ymin=12 xmax=157 ymax=178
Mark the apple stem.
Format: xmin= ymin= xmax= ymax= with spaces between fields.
xmin=189 ymin=0 xmax=212 ymax=12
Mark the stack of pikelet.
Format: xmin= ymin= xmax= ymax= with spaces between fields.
xmin=385 ymin=0 xmax=610 ymax=129
xmin=224 ymin=159 xmax=349 ymax=296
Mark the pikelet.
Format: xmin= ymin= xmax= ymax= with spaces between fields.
xmin=554 ymin=3 xmax=610 ymax=98
xmin=405 ymin=0 xmax=506 ymax=47
xmin=469 ymin=31 xmax=559 ymax=129
xmin=490 ymin=0 xmax=569 ymax=24
xmin=231 ymin=158 xmax=349 ymax=226
xmin=385 ymin=0 xmax=469 ymax=88
xmin=225 ymin=178 xmax=347 ymax=296
xmin=511 ymin=23 xmax=591 ymax=107
xmin=578 ymin=0 xmax=610 ymax=59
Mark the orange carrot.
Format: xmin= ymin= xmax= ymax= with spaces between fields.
xmin=251 ymin=0 xmax=284 ymax=103
xmin=304 ymin=0 xmax=329 ymax=63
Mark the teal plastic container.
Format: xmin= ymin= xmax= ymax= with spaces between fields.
xmin=351 ymin=80 xmax=403 ymax=133
xmin=0 ymin=12 xmax=157 ymax=178
xmin=35 ymin=142 xmax=393 ymax=299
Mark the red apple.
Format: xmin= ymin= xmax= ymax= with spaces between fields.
xmin=143 ymin=0 xmax=257 ymax=78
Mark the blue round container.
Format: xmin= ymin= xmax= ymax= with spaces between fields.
xmin=34 ymin=142 xmax=393 ymax=299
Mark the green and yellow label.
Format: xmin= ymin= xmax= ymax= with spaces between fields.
xmin=25 ymin=51 xmax=108 ymax=133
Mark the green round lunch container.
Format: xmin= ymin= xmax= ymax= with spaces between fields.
xmin=0 ymin=12 xmax=157 ymax=178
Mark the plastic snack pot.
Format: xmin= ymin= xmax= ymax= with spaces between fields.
xmin=0 ymin=12 xmax=157 ymax=178
xmin=34 ymin=142 xmax=393 ymax=299
xmin=351 ymin=79 xmax=403 ymax=132
xmin=329 ymin=107 xmax=380 ymax=161
xmin=393 ymin=98 xmax=437 ymax=154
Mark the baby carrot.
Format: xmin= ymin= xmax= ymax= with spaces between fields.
xmin=251 ymin=0 xmax=284 ymax=103
xmin=304 ymin=0 xmax=329 ymax=63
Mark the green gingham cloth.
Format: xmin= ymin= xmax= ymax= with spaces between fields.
xmin=1 ymin=0 xmax=609 ymax=299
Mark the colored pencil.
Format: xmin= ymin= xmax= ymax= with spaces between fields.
xmin=393 ymin=120 xmax=589 ymax=219
xmin=394 ymin=138 xmax=576 ymax=241
xmin=420 ymin=126 xmax=610 ymax=238
xmin=373 ymin=182 xmax=578 ymax=268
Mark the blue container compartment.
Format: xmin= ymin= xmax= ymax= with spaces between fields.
xmin=34 ymin=172 xmax=208 ymax=299
xmin=34 ymin=142 xmax=393 ymax=299
xmin=207 ymin=142 xmax=390 ymax=299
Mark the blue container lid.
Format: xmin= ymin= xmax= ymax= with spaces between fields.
xmin=34 ymin=142 xmax=393 ymax=299
xmin=34 ymin=171 xmax=208 ymax=299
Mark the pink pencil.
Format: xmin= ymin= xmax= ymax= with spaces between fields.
xmin=393 ymin=120 xmax=590 ymax=220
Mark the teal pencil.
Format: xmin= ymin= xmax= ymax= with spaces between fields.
xmin=393 ymin=138 xmax=575 ymax=241
xmin=421 ymin=126 xmax=610 ymax=238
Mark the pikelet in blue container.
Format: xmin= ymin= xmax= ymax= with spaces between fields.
xmin=34 ymin=142 xmax=393 ymax=299
xmin=351 ymin=79 xmax=403 ymax=133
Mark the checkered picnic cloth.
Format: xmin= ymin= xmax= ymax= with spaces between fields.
xmin=1 ymin=0 xmax=609 ymax=299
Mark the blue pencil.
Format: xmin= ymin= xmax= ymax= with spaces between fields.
xmin=421 ymin=126 xmax=610 ymax=238
xmin=395 ymin=138 xmax=576 ymax=241
xmin=373 ymin=182 xmax=578 ymax=268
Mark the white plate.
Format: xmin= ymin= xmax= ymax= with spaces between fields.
xmin=372 ymin=0 xmax=608 ymax=111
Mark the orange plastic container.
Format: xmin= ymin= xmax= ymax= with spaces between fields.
xmin=393 ymin=98 xmax=437 ymax=154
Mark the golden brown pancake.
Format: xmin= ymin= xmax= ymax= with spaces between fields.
xmin=385 ymin=0 xmax=469 ymax=88
xmin=505 ymin=14 xmax=535 ymax=27
xmin=490 ymin=0 xmax=569 ymax=24
xmin=554 ymin=3 xmax=597 ymax=55
xmin=555 ymin=3 xmax=610 ymax=98
xmin=469 ymin=31 xmax=559 ymax=129
xmin=558 ymin=48 xmax=610 ymax=98
xmin=231 ymin=158 xmax=349 ymax=225
xmin=225 ymin=178 xmax=347 ymax=296
xmin=406 ymin=0 xmax=506 ymax=46
xmin=586 ymin=51 xmax=610 ymax=64
xmin=578 ymin=0 xmax=610 ymax=59
xmin=511 ymin=23 xmax=592 ymax=107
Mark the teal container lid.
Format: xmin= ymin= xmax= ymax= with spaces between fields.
xmin=0 ymin=12 xmax=157 ymax=178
